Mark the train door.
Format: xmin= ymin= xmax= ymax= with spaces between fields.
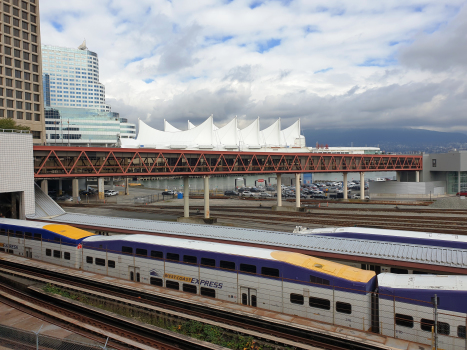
xmin=24 ymin=247 xmax=32 ymax=258
xmin=128 ymin=266 xmax=141 ymax=282
xmin=240 ymin=287 xmax=257 ymax=307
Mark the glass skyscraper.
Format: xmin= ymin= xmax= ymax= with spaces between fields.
xmin=41 ymin=41 xmax=135 ymax=146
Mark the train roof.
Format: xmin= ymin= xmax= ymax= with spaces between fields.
xmin=299 ymin=227 xmax=467 ymax=244
xmin=83 ymin=234 xmax=375 ymax=283
xmin=0 ymin=218 xmax=94 ymax=240
xmin=378 ymin=273 xmax=467 ymax=291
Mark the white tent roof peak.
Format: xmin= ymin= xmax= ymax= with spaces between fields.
xmin=164 ymin=119 xmax=181 ymax=132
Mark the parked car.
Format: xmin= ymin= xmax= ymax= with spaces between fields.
xmin=80 ymin=191 xmax=93 ymax=196
xmin=266 ymin=187 xmax=275 ymax=191
xmin=104 ymin=190 xmax=119 ymax=197
xmin=224 ymin=190 xmax=239 ymax=196
xmin=250 ymin=187 xmax=261 ymax=193
xmin=241 ymin=191 xmax=254 ymax=197
xmin=259 ymin=192 xmax=272 ymax=198
xmin=161 ymin=190 xmax=174 ymax=196
xmin=457 ymin=192 xmax=467 ymax=196
xmin=310 ymin=193 xmax=327 ymax=199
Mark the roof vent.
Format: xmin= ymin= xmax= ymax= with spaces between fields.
xmin=314 ymin=264 xmax=323 ymax=268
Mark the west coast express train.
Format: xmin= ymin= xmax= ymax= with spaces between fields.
xmin=1 ymin=218 xmax=466 ymax=349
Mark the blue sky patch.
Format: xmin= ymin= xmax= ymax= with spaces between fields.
xmin=314 ymin=67 xmax=332 ymax=74
xmin=358 ymin=56 xmax=397 ymax=67
xmin=124 ymin=56 xmax=145 ymax=67
xmin=257 ymin=38 xmax=281 ymax=53
xmin=250 ymin=1 xmax=263 ymax=9
xmin=143 ymin=78 xmax=154 ymax=84
xmin=305 ymin=25 xmax=319 ymax=34
xmin=51 ymin=21 xmax=64 ymax=32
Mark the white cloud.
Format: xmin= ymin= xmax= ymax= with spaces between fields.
xmin=40 ymin=0 xmax=467 ymax=133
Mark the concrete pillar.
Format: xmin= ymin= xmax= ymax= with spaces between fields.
xmin=111 ymin=177 xmax=115 ymax=190
xmin=41 ymin=180 xmax=48 ymax=194
xmin=277 ymin=174 xmax=282 ymax=207
xmin=184 ymin=176 xmax=189 ymax=218
xmin=125 ymin=177 xmax=130 ymax=195
xmin=204 ymin=176 xmax=210 ymax=219
xmin=295 ymin=173 xmax=301 ymax=208
xmin=72 ymin=178 xmax=79 ymax=202
xmin=396 ymin=171 xmax=401 ymax=182
xmin=415 ymin=171 xmax=420 ymax=183
xmin=343 ymin=173 xmax=348 ymax=200
xmin=98 ymin=177 xmax=105 ymax=200
xmin=58 ymin=179 xmax=63 ymax=195
xmin=360 ymin=172 xmax=365 ymax=199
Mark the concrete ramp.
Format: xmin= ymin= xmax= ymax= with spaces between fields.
xmin=27 ymin=184 xmax=66 ymax=219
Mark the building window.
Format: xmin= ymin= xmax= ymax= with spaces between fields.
xmin=432 ymin=159 xmax=436 ymax=167
xmin=32 ymin=131 xmax=40 ymax=139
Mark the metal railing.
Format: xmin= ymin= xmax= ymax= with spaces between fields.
xmin=0 ymin=129 xmax=30 ymax=133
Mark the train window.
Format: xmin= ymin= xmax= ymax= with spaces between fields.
xmin=122 ymin=246 xmax=133 ymax=254
xmin=242 ymin=293 xmax=247 ymax=305
xmin=53 ymin=250 xmax=61 ymax=258
xmin=150 ymin=277 xmax=163 ymax=286
xmin=0 ymin=228 xmax=5 ymax=236
xmin=25 ymin=232 xmax=32 ymax=239
xmin=420 ymin=319 xmax=435 ymax=332
xmin=136 ymin=248 xmax=147 ymax=256
xmin=201 ymin=287 xmax=216 ymax=298
xmin=166 ymin=252 xmax=179 ymax=261
xmin=0 ymin=248 xmax=4 ymax=252
xmin=395 ymin=314 xmax=413 ymax=328
xmin=261 ymin=267 xmax=279 ymax=277
xmin=54 ymin=237 xmax=60 ymax=242
xmin=183 ymin=255 xmax=197 ymax=264
xmin=46 ymin=249 xmax=51 ymax=256
xmin=336 ymin=302 xmax=352 ymax=314
xmin=201 ymin=257 xmax=215 ymax=267
xmin=413 ymin=270 xmax=428 ymax=274
xmin=7 ymin=250 xmax=13 ymax=254
xmin=64 ymin=252 xmax=70 ymax=260
xmin=34 ymin=233 xmax=41 ymax=241
xmin=166 ymin=280 xmax=179 ymax=290
xmin=251 ymin=295 xmax=257 ymax=307
xmin=86 ymin=256 xmax=93 ymax=264
xmin=240 ymin=264 xmax=256 ymax=274
xmin=438 ymin=322 xmax=450 ymax=336
xmin=290 ymin=293 xmax=304 ymax=305
xmin=183 ymin=284 xmax=197 ymax=294
xmin=220 ymin=260 xmax=235 ymax=270
xmin=108 ymin=260 xmax=116 ymax=268
xmin=310 ymin=276 xmax=330 ymax=285
xmin=7 ymin=230 xmax=14 ymax=235
xmin=151 ymin=250 xmax=163 ymax=259
xmin=458 ymin=326 xmax=466 ymax=339
xmin=95 ymin=258 xmax=105 ymax=266
xmin=15 ymin=231 xmax=23 ymax=238
xmin=309 ymin=297 xmax=330 ymax=310
xmin=390 ymin=267 xmax=409 ymax=274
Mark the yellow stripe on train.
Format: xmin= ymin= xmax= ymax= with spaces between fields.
xmin=43 ymin=224 xmax=95 ymax=240
xmin=271 ymin=251 xmax=375 ymax=283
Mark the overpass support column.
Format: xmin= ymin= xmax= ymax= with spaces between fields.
xmin=277 ymin=174 xmax=282 ymax=207
xmin=125 ymin=177 xmax=130 ymax=195
xmin=72 ymin=179 xmax=79 ymax=202
xmin=415 ymin=171 xmax=420 ymax=183
xmin=58 ymin=179 xmax=63 ymax=195
xmin=98 ymin=178 xmax=105 ymax=200
xmin=343 ymin=173 xmax=348 ymax=200
xmin=204 ymin=176 xmax=210 ymax=219
xmin=396 ymin=171 xmax=401 ymax=182
xmin=458 ymin=171 xmax=461 ymax=194
xmin=360 ymin=172 xmax=365 ymax=199
xmin=295 ymin=173 xmax=301 ymax=208
xmin=41 ymin=180 xmax=48 ymax=194
xmin=184 ymin=177 xmax=189 ymax=218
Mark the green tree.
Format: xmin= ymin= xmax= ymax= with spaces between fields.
xmin=0 ymin=118 xmax=30 ymax=131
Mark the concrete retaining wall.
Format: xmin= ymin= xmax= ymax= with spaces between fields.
xmin=369 ymin=181 xmax=446 ymax=198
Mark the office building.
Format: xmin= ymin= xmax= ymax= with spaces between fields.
xmin=0 ymin=0 xmax=45 ymax=143
xmin=41 ymin=42 xmax=136 ymax=146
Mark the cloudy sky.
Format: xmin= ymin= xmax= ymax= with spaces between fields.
xmin=40 ymin=0 xmax=467 ymax=133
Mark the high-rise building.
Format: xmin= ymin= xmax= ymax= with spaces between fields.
xmin=0 ymin=0 xmax=45 ymax=143
xmin=41 ymin=42 xmax=136 ymax=146
xmin=41 ymin=41 xmax=110 ymax=111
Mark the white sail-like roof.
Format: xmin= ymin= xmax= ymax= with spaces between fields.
xmin=120 ymin=116 xmax=306 ymax=152
xmin=164 ymin=119 xmax=181 ymax=132
xmin=261 ymin=119 xmax=281 ymax=147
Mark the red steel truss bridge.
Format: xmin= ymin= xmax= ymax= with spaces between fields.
xmin=33 ymin=146 xmax=423 ymax=178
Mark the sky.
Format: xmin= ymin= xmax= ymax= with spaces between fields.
xmin=39 ymin=0 xmax=467 ymax=133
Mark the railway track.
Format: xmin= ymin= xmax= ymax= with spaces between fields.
xmin=0 ymin=260 xmax=394 ymax=350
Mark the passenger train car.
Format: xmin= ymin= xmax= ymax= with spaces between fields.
xmin=1 ymin=218 xmax=467 ymax=348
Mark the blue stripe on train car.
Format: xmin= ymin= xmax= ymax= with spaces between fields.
xmin=0 ymin=223 xmax=85 ymax=246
